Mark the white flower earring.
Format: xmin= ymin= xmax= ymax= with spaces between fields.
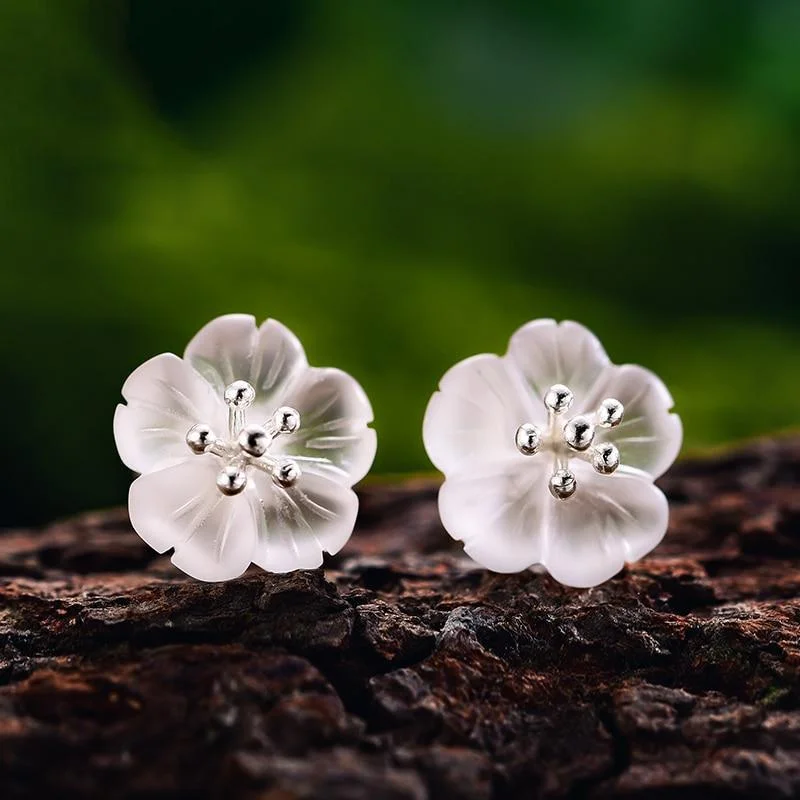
xmin=422 ymin=319 xmax=682 ymax=588
xmin=114 ymin=314 xmax=376 ymax=581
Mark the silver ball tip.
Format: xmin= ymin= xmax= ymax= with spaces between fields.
xmin=563 ymin=415 xmax=596 ymax=452
xmin=224 ymin=380 xmax=256 ymax=409
xmin=238 ymin=424 xmax=270 ymax=457
xmin=273 ymin=459 xmax=301 ymax=488
xmin=549 ymin=469 xmax=577 ymax=500
xmin=515 ymin=423 xmax=541 ymax=456
xmin=216 ymin=465 xmax=247 ymax=496
xmin=273 ymin=406 xmax=301 ymax=435
xmin=597 ymin=398 xmax=624 ymax=428
xmin=544 ymin=384 xmax=574 ymax=414
xmin=186 ymin=423 xmax=215 ymax=455
xmin=592 ymin=442 xmax=620 ymax=474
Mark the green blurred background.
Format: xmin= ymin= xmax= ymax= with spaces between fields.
xmin=1 ymin=0 xmax=799 ymax=526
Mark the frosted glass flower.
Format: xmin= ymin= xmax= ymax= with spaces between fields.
xmin=114 ymin=314 xmax=376 ymax=581
xmin=423 ymin=319 xmax=682 ymax=588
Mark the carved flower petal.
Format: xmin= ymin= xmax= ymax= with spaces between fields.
xmin=272 ymin=367 xmax=376 ymax=486
xmin=439 ymin=460 xmax=667 ymax=586
xmin=423 ymin=354 xmax=536 ymax=475
xmin=506 ymin=319 xmax=611 ymax=404
xmin=248 ymin=469 xmax=358 ymax=573
xmin=114 ymin=353 xmax=226 ymax=474
xmin=438 ymin=457 xmax=549 ymax=572
xmin=542 ymin=462 xmax=669 ymax=588
xmin=184 ymin=314 xmax=308 ymax=411
xmin=128 ymin=457 xmax=257 ymax=582
xmin=581 ymin=364 xmax=682 ymax=479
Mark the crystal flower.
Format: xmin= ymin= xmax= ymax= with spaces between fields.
xmin=114 ymin=314 xmax=376 ymax=581
xmin=423 ymin=319 xmax=682 ymax=588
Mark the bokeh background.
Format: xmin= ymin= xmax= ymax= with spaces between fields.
xmin=1 ymin=0 xmax=799 ymax=527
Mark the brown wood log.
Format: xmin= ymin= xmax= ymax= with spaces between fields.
xmin=1 ymin=438 xmax=799 ymax=799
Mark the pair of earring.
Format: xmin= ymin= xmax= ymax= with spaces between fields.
xmin=114 ymin=314 xmax=681 ymax=588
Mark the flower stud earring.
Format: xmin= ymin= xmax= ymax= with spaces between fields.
xmin=423 ymin=319 xmax=682 ymax=588
xmin=114 ymin=314 xmax=376 ymax=581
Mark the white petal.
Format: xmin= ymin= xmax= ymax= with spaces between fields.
xmin=507 ymin=319 xmax=611 ymax=403
xmin=581 ymin=364 xmax=682 ymax=479
xmin=184 ymin=314 xmax=308 ymax=409
xmin=542 ymin=462 xmax=669 ymax=588
xmin=423 ymin=354 xmax=536 ymax=475
xmin=248 ymin=469 xmax=358 ymax=573
xmin=128 ymin=457 xmax=257 ymax=582
xmin=438 ymin=458 xmax=549 ymax=572
xmin=274 ymin=367 xmax=377 ymax=486
xmin=114 ymin=353 xmax=226 ymax=474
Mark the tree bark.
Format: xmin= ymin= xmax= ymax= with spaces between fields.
xmin=1 ymin=438 xmax=799 ymax=799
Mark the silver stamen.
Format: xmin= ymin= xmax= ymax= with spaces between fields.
xmin=544 ymin=384 xmax=574 ymax=414
xmin=563 ymin=415 xmax=596 ymax=452
xmin=596 ymin=398 xmax=624 ymax=428
xmin=592 ymin=442 xmax=620 ymax=474
xmin=273 ymin=459 xmax=301 ymax=488
xmin=515 ymin=423 xmax=542 ymax=456
xmin=186 ymin=423 xmax=215 ymax=454
xmin=549 ymin=469 xmax=577 ymax=500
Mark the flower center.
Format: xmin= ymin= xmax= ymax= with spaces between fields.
xmin=185 ymin=380 xmax=302 ymax=496
xmin=515 ymin=384 xmax=625 ymax=500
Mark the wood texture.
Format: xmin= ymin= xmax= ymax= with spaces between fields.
xmin=1 ymin=438 xmax=799 ymax=799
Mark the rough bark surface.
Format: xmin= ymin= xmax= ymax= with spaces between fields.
xmin=1 ymin=438 xmax=800 ymax=799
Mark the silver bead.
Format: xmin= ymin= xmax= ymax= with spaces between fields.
xmin=272 ymin=406 xmax=301 ymax=435
xmin=186 ymin=423 xmax=215 ymax=455
xmin=596 ymin=398 xmax=624 ymax=428
xmin=238 ymin=424 xmax=270 ymax=457
xmin=544 ymin=384 xmax=574 ymax=414
xmin=563 ymin=415 xmax=595 ymax=451
xmin=216 ymin=465 xmax=247 ymax=496
xmin=592 ymin=442 xmax=620 ymax=474
xmin=273 ymin=459 xmax=301 ymax=488
xmin=515 ymin=423 xmax=541 ymax=456
xmin=549 ymin=469 xmax=576 ymax=500
xmin=224 ymin=380 xmax=256 ymax=409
